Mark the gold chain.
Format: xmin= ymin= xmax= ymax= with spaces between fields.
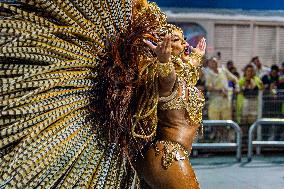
xmin=154 ymin=140 xmax=189 ymax=169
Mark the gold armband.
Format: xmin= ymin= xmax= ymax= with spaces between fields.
xmin=157 ymin=61 xmax=174 ymax=77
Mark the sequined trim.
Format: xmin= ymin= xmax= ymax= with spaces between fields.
xmin=158 ymin=79 xmax=179 ymax=103
xmin=153 ymin=140 xmax=189 ymax=169
xmin=158 ymin=78 xmax=205 ymax=124
xmin=157 ymin=61 xmax=175 ymax=77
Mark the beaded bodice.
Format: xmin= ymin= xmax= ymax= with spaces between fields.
xmin=158 ymin=77 xmax=205 ymax=124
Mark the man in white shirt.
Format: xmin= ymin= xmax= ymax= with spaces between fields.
xmin=205 ymin=57 xmax=239 ymax=141
xmin=205 ymin=57 xmax=239 ymax=120
xmin=250 ymin=56 xmax=270 ymax=79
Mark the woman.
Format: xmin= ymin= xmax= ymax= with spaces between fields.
xmin=237 ymin=64 xmax=263 ymax=124
xmin=137 ymin=26 xmax=206 ymax=188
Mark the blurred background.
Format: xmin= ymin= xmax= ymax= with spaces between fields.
xmin=153 ymin=0 xmax=284 ymax=188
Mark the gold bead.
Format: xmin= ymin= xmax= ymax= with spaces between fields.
xmin=157 ymin=61 xmax=174 ymax=77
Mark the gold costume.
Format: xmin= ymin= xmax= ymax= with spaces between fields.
xmin=158 ymin=58 xmax=205 ymax=125
xmin=146 ymin=55 xmax=204 ymax=189
xmin=157 ymin=55 xmax=205 ymax=164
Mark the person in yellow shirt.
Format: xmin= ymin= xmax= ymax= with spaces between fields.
xmin=237 ymin=64 xmax=264 ymax=124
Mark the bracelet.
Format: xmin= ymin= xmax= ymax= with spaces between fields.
xmin=158 ymin=88 xmax=177 ymax=103
xmin=157 ymin=61 xmax=174 ymax=77
xmin=189 ymin=51 xmax=204 ymax=66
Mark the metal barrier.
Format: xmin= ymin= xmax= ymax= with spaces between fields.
xmin=192 ymin=120 xmax=242 ymax=162
xmin=261 ymin=90 xmax=284 ymax=118
xmin=247 ymin=118 xmax=284 ymax=162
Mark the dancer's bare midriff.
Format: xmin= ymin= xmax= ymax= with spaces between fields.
xmin=136 ymin=109 xmax=200 ymax=189
xmin=157 ymin=109 xmax=200 ymax=152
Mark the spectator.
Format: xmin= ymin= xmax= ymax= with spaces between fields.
xmin=205 ymin=57 xmax=239 ymax=142
xmin=226 ymin=60 xmax=240 ymax=77
xmin=279 ymin=62 xmax=284 ymax=139
xmin=226 ymin=60 xmax=234 ymax=72
xmin=225 ymin=61 xmax=240 ymax=121
xmin=261 ymin=65 xmax=283 ymax=118
xmin=262 ymin=65 xmax=280 ymax=91
xmin=280 ymin=62 xmax=284 ymax=75
xmin=279 ymin=62 xmax=284 ymax=116
xmin=226 ymin=60 xmax=240 ymax=89
xmin=236 ymin=64 xmax=264 ymax=124
xmin=202 ymin=58 xmax=211 ymax=76
xmin=279 ymin=62 xmax=284 ymax=108
xmin=278 ymin=62 xmax=284 ymax=90
xmin=262 ymin=64 xmax=284 ymax=140
xmin=230 ymin=66 xmax=240 ymax=78
xmin=206 ymin=57 xmax=238 ymax=120
xmin=216 ymin=51 xmax=221 ymax=61
xmin=249 ymin=56 xmax=270 ymax=78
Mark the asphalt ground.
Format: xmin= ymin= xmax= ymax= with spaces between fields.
xmin=192 ymin=155 xmax=284 ymax=189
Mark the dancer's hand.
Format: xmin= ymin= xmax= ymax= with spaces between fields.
xmin=144 ymin=34 xmax=172 ymax=63
xmin=189 ymin=37 xmax=206 ymax=67
xmin=190 ymin=37 xmax=206 ymax=56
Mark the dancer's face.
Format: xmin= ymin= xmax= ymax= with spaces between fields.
xmin=170 ymin=30 xmax=190 ymax=61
